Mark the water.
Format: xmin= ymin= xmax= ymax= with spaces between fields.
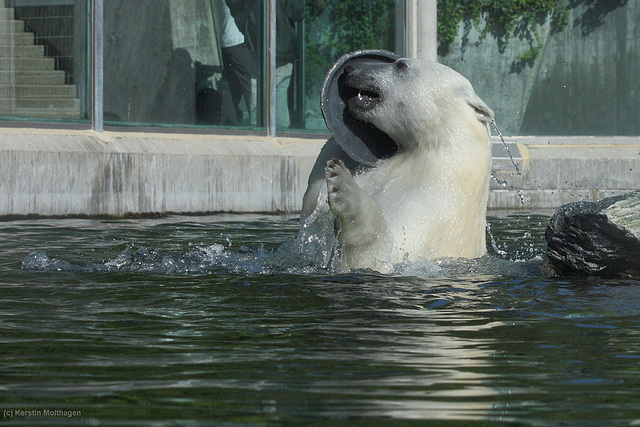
xmin=2 ymin=213 xmax=640 ymax=426
xmin=491 ymin=119 xmax=521 ymax=177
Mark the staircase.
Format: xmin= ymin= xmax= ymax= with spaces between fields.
xmin=0 ymin=4 xmax=81 ymax=119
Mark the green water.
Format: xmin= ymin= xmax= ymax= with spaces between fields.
xmin=1 ymin=214 xmax=639 ymax=426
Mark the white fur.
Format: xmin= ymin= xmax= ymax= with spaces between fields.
xmin=299 ymin=58 xmax=494 ymax=273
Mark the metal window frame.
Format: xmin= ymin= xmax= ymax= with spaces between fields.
xmin=92 ymin=0 xmax=103 ymax=132
xmin=405 ymin=0 xmax=437 ymax=61
xmin=267 ymin=0 xmax=276 ymax=137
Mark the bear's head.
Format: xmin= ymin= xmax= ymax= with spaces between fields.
xmin=340 ymin=58 xmax=494 ymax=152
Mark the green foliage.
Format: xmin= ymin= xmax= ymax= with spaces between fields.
xmin=304 ymin=0 xmax=398 ymax=84
xmin=330 ymin=0 xmax=397 ymax=48
xmin=437 ymin=0 xmax=569 ymax=63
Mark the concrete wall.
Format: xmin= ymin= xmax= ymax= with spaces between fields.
xmin=439 ymin=1 xmax=640 ymax=136
xmin=491 ymin=136 xmax=640 ymax=209
xmin=0 ymin=129 xmax=638 ymax=217
xmin=0 ymin=129 xmax=321 ymax=217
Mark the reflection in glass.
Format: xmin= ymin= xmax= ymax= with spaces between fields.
xmin=1 ymin=1 xmax=89 ymax=122
xmin=1 ymin=0 xmax=404 ymax=131
xmin=103 ymin=0 xmax=265 ymax=129
xmin=273 ymin=0 xmax=304 ymax=130
xmin=287 ymin=0 xmax=405 ymax=132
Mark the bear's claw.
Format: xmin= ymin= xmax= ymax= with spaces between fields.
xmin=325 ymin=158 xmax=363 ymax=219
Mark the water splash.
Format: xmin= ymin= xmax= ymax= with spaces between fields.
xmin=296 ymin=190 xmax=339 ymax=269
xmin=486 ymin=221 xmax=508 ymax=257
xmin=491 ymin=119 xmax=525 ymax=206
xmin=491 ymin=119 xmax=520 ymax=176
xmin=21 ymin=238 xmax=542 ymax=278
xmin=20 ymin=209 xmax=545 ymax=278
xmin=21 ymin=243 xmax=309 ymax=276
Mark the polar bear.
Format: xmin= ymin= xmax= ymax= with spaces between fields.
xmin=298 ymin=58 xmax=494 ymax=273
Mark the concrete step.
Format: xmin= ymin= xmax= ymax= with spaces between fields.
xmin=0 ymin=56 xmax=55 ymax=71
xmin=1 ymin=96 xmax=80 ymax=109
xmin=0 ymin=32 xmax=36 ymax=46
xmin=0 ymin=44 xmax=44 ymax=57
xmin=0 ymin=84 xmax=76 ymax=98
xmin=0 ymin=20 xmax=25 ymax=33
xmin=0 ymin=106 xmax=82 ymax=120
xmin=0 ymin=70 xmax=66 ymax=85
xmin=0 ymin=8 xmax=14 ymax=20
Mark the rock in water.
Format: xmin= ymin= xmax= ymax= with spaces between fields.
xmin=544 ymin=192 xmax=640 ymax=278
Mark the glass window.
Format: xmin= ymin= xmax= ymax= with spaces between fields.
xmin=1 ymin=0 xmax=90 ymax=122
xmin=437 ymin=1 xmax=640 ymax=136
xmin=1 ymin=0 xmax=405 ymax=132
xmin=103 ymin=0 xmax=267 ymax=129
xmin=284 ymin=0 xmax=405 ymax=132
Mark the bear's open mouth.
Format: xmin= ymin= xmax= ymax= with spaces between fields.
xmin=340 ymin=79 xmax=381 ymax=113
xmin=347 ymin=86 xmax=381 ymax=111
xmin=332 ymin=67 xmax=398 ymax=162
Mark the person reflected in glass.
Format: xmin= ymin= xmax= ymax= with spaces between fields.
xmin=216 ymin=0 xmax=256 ymax=125
xmin=227 ymin=0 xmax=304 ymax=129
xmin=275 ymin=0 xmax=305 ymax=129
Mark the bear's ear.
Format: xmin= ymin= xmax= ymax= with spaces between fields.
xmin=464 ymin=89 xmax=494 ymax=123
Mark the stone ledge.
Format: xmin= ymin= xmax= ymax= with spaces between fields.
xmin=490 ymin=136 xmax=640 ymax=209
xmin=0 ymin=129 xmax=324 ymax=216
xmin=0 ymin=130 xmax=638 ymax=216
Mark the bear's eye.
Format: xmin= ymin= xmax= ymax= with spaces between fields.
xmin=395 ymin=60 xmax=409 ymax=73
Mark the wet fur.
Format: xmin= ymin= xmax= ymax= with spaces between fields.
xmin=299 ymin=58 xmax=494 ymax=272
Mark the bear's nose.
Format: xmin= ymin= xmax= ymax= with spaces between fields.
xmin=343 ymin=65 xmax=354 ymax=74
